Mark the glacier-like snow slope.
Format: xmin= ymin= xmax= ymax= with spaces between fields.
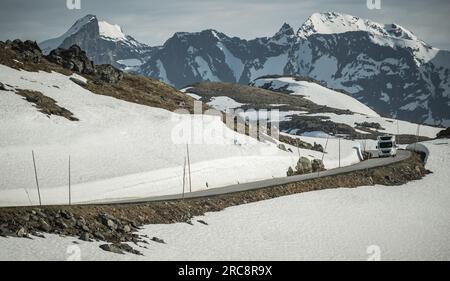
xmin=0 ymin=65 xmax=360 ymax=206
xmin=252 ymin=77 xmax=380 ymax=116
xmin=98 ymin=21 xmax=126 ymax=41
xmin=252 ymin=77 xmax=442 ymax=137
xmin=0 ymin=140 xmax=448 ymax=261
xmin=298 ymin=12 xmax=419 ymax=41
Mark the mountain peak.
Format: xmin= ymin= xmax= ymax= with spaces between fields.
xmin=39 ymin=14 xmax=98 ymax=54
xmin=270 ymin=22 xmax=295 ymax=45
xmin=297 ymin=12 xmax=418 ymax=41
xmin=68 ymin=14 xmax=98 ymax=34
xmin=277 ymin=22 xmax=294 ymax=36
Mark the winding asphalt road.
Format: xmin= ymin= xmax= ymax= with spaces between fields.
xmin=102 ymin=150 xmax=411 ymax=205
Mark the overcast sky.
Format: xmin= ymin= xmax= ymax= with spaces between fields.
xmin=1 ymin=0 xmax=449 ymax=50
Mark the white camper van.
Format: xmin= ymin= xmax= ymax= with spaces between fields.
xmin=376 ymin=135 xmax=397 ymax=157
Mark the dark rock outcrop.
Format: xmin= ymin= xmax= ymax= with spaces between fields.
xmin=46 ymin=44 xmax=123 ymax=84
xmin=46 ymin=45 xmax=95 ymax=75
xmin=2 ymin=39 xmax=42 ymax=63
xmin=436 ymin=127 xmax=450 ymax=139
xmin=95 ymin=64 xmax=124 ymax=84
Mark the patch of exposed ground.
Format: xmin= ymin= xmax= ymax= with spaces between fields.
xmin=186 ymin=82 xmax=352 ymax=115
xmin=0 ymin=40 xmax=72 ymax=75
xmin=15 ymin=89 xmax=79 ymax=121
xmin=0 ymin=152 xmax=428 ymax=255
xmin=83 ymin=74 xmax=206 ymax=114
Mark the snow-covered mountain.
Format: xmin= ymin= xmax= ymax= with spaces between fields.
xmin=139 ymin=12 xmax=450 ymax=126
xmin=39 ymin=13 xmax=450 ymax=126
xmin=39 ymin=15 xmax=154 ymax=69
xmin=138 ymin=26 xmax=295 ymax=87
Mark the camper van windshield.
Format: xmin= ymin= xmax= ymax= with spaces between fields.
xmin=380 ymin=136 xmax=392 ymax=141
xmin=379 ymin=142 xmax=393 ymax=148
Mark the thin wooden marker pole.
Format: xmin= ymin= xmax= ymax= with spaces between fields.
xmin=32 ymin=150 xmax=42 ymax=206
xmin=338 ymin=136 xmax=341 ymax=168
xmin=182 ymin=157 xmax=186 ymax=200
xmin=69 ymin=155 xmax=71 ymax=206
xmin=186 ymin=144 xmax=192 ymax=193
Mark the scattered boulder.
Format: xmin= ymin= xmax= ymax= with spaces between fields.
xmin=70 ymin=77 xmax=87 ymax=87
xmin=100 ymin=243 xmax=142 ymax=255
xmin=355 ymin=121 xmax=384 ymax=130
xmin=95 ymin=64 xmax=123 ymax=84
xmin=0 ymin=82 xmax=8 ymax=91
xmin=39 ymin=218 xmax=52 ymax=232
xmin=76 ymin=217 xmax=86 ymax=227
xmin=278 ymin=143 xmax=287 ymax=151
xmin=311 ymin=159 xmax=325 ymax=172
xmin=56 ymin=219 xmax=69 ymax=229
xmin=35 ymin=209 xmax=47 ymax=218
xmin=106 ymin=219 xmax=117 ymax=230
xmin=79 ymin=232 xmax=91 ymax=242
xmin=59 ymin=210 xmax=73 ymax=220
xmin=296 ymin=157 xmax=312 ymax=174
xmin=122 ymin=225 xmax=131 ymax=233
xmin=362 ymin=151 xmax=372 ymax=160
xmin=286 ymin=166 xmax=294 ymax=177
xmin=312 ymin=142 xmax=324 ymax=152
xmin=94 ymin=232 xmax=106 ymax=241
xmin=99 ymin=213 xmax=119 ymax=230
xmin=16 ymin=227 xmax=27 ymax=238
xmin=279 ymin=134 xmax=324 ymax=152
xmin=21 ymin=214 xmax=31 ymax=222
xmin=151 ymin=237 xmax=166 ymax=244
xmin=99 ymin=243 xmax=124 ymax=255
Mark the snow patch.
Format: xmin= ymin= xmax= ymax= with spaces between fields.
xmin=98 ymin=21 xmax=126 ymax=41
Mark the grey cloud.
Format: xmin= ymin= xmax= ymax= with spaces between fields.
xmin=0 ymin=0 xmax=449 ymax=50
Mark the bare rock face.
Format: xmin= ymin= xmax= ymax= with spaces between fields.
xmin=46 ymin=44 xmax=123 ymax=84
xmin=437 ymin=127 xmax=450 ymax=139
xmin=3 ymin=39 xmax=42 ymax=63
xmin=46 ymin=45 xmax=95 ymax=75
